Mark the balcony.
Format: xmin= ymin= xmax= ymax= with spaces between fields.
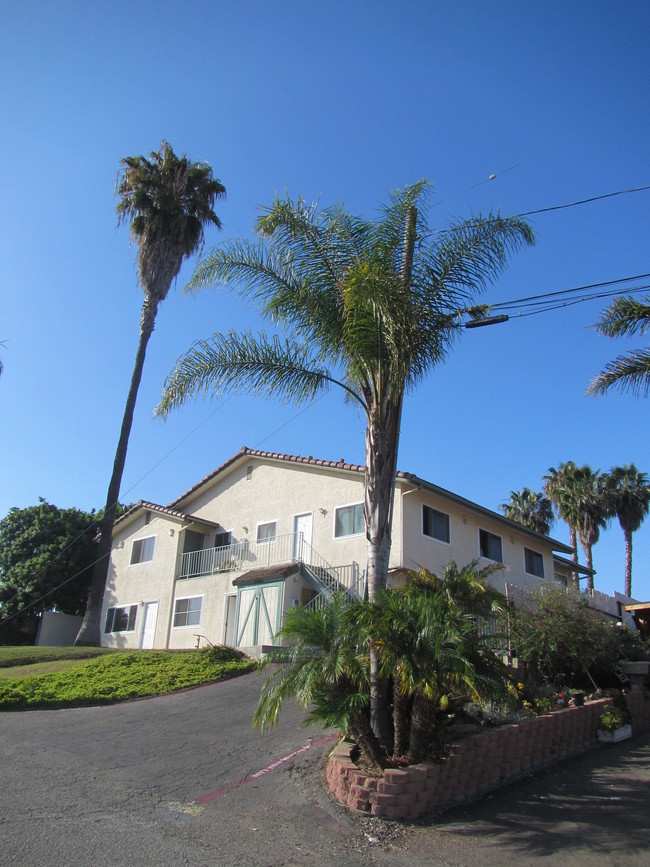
xmin=178 ymin=531 xmax=363 ymax=598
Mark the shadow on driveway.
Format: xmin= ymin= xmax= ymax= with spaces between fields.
xmin=401 ymin=729 xmax=650 ymax=866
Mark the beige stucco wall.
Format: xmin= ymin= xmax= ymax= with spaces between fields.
xmin=397 ymin=481 xmax=557 ymax=597
xmin=101 ymin=511 xmax=180 ymax=649
xmin=178 ymin=458 xmax=375 ymax=574
xmin=103 ymin=456 xmax=566 ymax=651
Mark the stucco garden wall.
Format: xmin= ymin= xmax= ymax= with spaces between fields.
xmin=327 ymin=693 xmax=650 ymax=820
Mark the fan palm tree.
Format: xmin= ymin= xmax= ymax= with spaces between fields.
xmin=587 ymin=295 xmax=650 ymax=397
xmin=156 ymin=181 xmax=533 ymax=737
xmin=544 ymin=462 xmax=582 ymax=587
xmin=573 ymin=466 xmax=609 ymax=591
xmin=603 ymin=464 xmax=650 ymax=597
xmin=499 ymin=488 xmax=554 ymax=535
xmin=75 ymin=143 xmax=226 ymax=645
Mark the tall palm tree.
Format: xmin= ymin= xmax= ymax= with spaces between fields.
xmin=544 ymin=462 xmax=582 ymax=587
xmin=75 ymin=143 xmax=225 ymax=645
xmin=587 ymin=295 xmax=650 ymax=397
xmin=499 ymin=488 xmax=554 ymax=535
xmin=603 ymin=464 xmax=650 ymax=597
xmin=573 ymin=466 xmax=609 ymax=591
xmin=156 ymin=181 xmax=533 ymax=737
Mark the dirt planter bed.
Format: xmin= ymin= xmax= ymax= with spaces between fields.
xmin=327 ymin=692 xmax=650 ymax=820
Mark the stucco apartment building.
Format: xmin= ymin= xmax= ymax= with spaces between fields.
xmin=101 ymin=447 xmax=585 ymax=654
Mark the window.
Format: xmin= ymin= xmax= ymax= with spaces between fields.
xmin=130 ymin=536 xmax=155 ymax=564
xmin=256 ymin=521 xmax=277 ymax=543
xmin=422 ymin=505 xmax=450 ymax=543
xmin=214 ymin=530 xmax=232 ymax=548
xmin=105 ymin=604 xmax=137 ymax=633
xmin=173 ymin=596 xmax=202 ymax=628
xmin=334 ymin=503 xmax=364 ymax=538
xmin=525 ymin=548 xmax=544 ymax=578
xmin=479 ymin=529 xmax=502 ymax=562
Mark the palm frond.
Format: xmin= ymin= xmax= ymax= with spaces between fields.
xmin=423 ymin=214 xmax=534 ymax=300
xmin=156 ymin=331 xmax=362 ymax=417
xmin=587 ymin=348 xmax=650 ymax=397
xmin=594 ymin=295 xmax=650 ymax=339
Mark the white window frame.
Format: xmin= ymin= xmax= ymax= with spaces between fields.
xmin=422 ymin=504 xmax=451 ymax=545
xmin=524 ymin=547 xmax=545 ymax=578
xmin=104 ymin=603 xmax=138 ymax=634
xmin=334 ymin=502 xmax=365 ymax=539
xmin=130 ymin=535 xmax=156 ymax=565
xmin=479 ymin=528 xmax=503 ymax=562
xmin=256 ymin=520 xmax=278 ymax=544
xmin=172 ymin=595 xmax=204 ymax=629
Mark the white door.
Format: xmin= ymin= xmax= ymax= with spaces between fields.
xmin=293 ymin=513 xmax=313 ymax=565
xmin=140 ymin=602 xmax=158 ymax=649
xmin=222 ymin=594 xmax=236 ymax=646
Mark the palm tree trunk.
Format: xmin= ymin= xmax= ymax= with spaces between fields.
xmin=624 ymin=529 xmax=633 ymax=598
xmin=406 ymin=688 xmax=434 ymax=765
xmin=365 ymin=395 xmax=402 ymax=746
xmin=569 ymin=526 xmax=580 ymax=589
xmin=584 ymin=544 xmax=594 ymax=592
xmin=392 ymin=676 xmax=410 ymax=758
xmin=75 ymin=295 xmax=159 ymax=645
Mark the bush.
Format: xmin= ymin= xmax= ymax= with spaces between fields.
xmin=506 ymin=588 xmax=619 ymax=688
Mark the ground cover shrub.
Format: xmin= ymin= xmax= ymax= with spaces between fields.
xmin=0 ymin=647 xmax=255 ymax=709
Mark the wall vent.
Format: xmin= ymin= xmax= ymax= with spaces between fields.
xmin=246 ymin=465 xmax=253 ymax=481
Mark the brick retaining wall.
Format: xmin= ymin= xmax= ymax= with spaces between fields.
xmin=327 ymin=692 xmax=650 ymax=820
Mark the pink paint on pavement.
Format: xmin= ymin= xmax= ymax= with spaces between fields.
xmin=196 ymin=734 xmax=339 ymax=804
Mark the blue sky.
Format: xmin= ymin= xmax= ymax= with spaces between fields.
xmin=2 ymin=1 xmax=650 ymax=601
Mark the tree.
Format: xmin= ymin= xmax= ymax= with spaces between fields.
xmin=0 ymin=500 xmax=101 ymax=623
xmin=75 ymin=143 xmax=226 ymax=646
xmin=253 ymin=594 xmax=383 ymax=770
xmin=155 ymin=182 xmax=533 ymax=739
xmin=603 ymin=464 xmax=650 ymax=597
xmin=587 ymin=295 xmax=650 ymax=397
xmin=255 ymin=564 xmax=511 ymax=769
xmin=499 ymin=488 xmax=554 ymax=535
xmin=573 ymin=466 xmax=609 ymax=590
xmin=544 ymin=462 xmax=583 ymax=588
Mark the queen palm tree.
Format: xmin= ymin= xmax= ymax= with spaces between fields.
xmin=603 ymin=464 xmax=650 ymax=597
xmin=499 ymin=488 xmax=554 ymax=535
xmin=156 ymin=181 xmax=533 ymax=737
xmin=75 ymin=143 xmax=225 ymax=645
xmin=587 ymin=295 xmax=650 ymax=397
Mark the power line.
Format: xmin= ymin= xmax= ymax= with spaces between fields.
xmin=515 ymin=184 xmax=650 ymax=219
xmin=490 ymin=273 xmax=650 ymax=311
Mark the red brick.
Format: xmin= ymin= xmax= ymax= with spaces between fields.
xmin=384 ymin=768 xmax=410 ymax=784
xmin=377 ymin=781 xmax=401 ymax=795
xmin=369 ymin=791 xmax=397 ymax=807
xmin=347 ymin=795 xmax=370 ymax=813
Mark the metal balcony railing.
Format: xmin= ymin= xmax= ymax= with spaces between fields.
xmin=178 ymin=531 xmax=358 ymax=584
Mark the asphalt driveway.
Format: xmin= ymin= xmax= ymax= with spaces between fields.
xmin=1 ymin=672 xmax=649 ymax=866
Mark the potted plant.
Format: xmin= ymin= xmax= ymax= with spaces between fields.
xmin=597 ymin=704 xmax=632 ymax=743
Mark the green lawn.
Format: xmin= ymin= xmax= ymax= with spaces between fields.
xmin=0 ymin=645 xmax=256 ymax=709
xmin=0 ymin=645 xmax=117 ymax=668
